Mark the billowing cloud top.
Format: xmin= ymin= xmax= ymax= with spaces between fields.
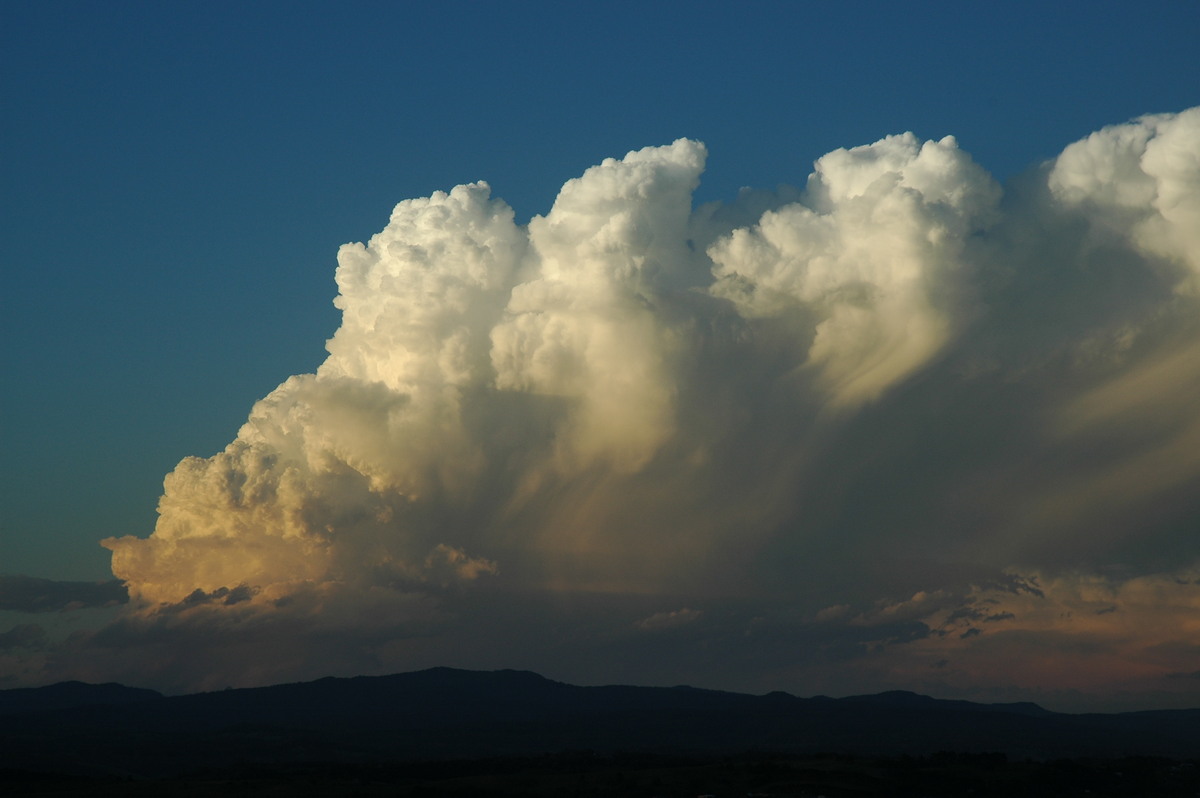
xmin=83 ymin=108 xmax=1200 ymax=707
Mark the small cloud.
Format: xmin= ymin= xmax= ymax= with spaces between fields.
xmin=174 ymin=585 xmax=257 ymax=610
xmin=635 ymin=608 xmax=702 ymax=632
xmin=815 ymin=604 xmax=852 ymax=622
xmin=423 ymin=544 xmax=499 ymax=585
xmin=960 ymin=627 xmax=982 ymax=639
xmin=946 ymin=607 xmax=987 ymax=624
xmin=983 ymin=574 xmax=1044 ymax=599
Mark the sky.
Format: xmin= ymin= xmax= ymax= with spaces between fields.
xmin=2 ymin=1 xmax=1199 ymax=712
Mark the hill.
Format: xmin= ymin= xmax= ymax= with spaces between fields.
xmin=2 ymin=668 xmax=1198 ymax=793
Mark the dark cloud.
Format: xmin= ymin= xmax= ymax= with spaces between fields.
xmin=177 ymin=585 xmax=256 ymax=609
xmin=1168 ymin=671 xmax=1200 ymax=681
xmin=0 ymin=623 xmax=46 ymax=651
xmin=0 ymin=575 xmax=127 ymax=612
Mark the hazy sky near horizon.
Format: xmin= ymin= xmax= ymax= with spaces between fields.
xmin=2 ymin=1 xmax=1199 ymax=712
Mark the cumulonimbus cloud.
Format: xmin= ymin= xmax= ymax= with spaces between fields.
xmin=81 ymin=108 xmax=1200 ymax=705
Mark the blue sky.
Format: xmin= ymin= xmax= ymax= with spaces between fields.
xmin=2 ymin=2 xmax=1199 ymax=706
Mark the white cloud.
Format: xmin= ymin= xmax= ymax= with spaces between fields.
xmin=491 ymin=139 xmax=705 ymax=472
xmin=84 ymin=108 xmax=1200 ymax=708
xmin=709 ymin=132 xmax=1000 ymax=405
xmin=1049 ymin=107 xmax=1200 ymax=289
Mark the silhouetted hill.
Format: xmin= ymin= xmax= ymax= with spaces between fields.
xmin=2 ymin=668 xmax=1198 ymax=782
xmin=0 ymin=680 xmax=160 ymax=714
xmin=839 ymin=689 xmax=1054 ymax=717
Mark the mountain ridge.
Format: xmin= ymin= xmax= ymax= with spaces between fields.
xmin=2 ymin=667 xmax=1198 ymax=779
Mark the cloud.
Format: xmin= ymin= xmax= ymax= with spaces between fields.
xmin=1049 ymin=107 xmax=1200 ymax=289
xmin=709 ymin=132 xmax=1000 ymax=406
xmin=67 ymin=108 xmax=1200 ymax=708
xmin=635 ymin=608 xmax=702 ymax=632
xmin=491 ymin=139 xmax=705 ymax=472
xmin=850 ymin=568 xmax=1200 ymax=712
xmin=0 ymin=575 xmax=128 ymax=612
xmin=0 ymin=623 xmax=47 ymax=651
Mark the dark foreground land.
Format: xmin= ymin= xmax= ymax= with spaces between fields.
xmin=3 ymin=668 xmax=1199 ymax=796
xmin=5 ymin=752 xmax=1200 ymax=797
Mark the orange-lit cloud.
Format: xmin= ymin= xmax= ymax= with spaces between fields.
xmin=811 ymin=569 xmax=1200 ymax=711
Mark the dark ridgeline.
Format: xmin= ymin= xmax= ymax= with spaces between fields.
xmin=2 ymin=668 xmax=1198 ymax=795
xmin=0 ymin=680 xmax=160 ymax=715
